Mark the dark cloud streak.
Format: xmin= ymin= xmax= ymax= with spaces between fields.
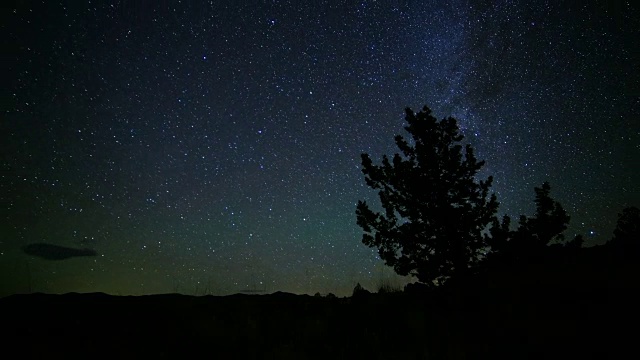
xmin=22 ymin=243 xmax=98 ymax=261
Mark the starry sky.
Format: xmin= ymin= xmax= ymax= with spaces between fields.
xmin=2 ymin=1 xmax=638 ymax=297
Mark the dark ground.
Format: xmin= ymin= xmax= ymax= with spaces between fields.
xmin=2 ymin=245 xmax=638 ymax=359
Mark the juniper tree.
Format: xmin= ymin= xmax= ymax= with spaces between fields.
xmin=487 ymin=182 xmax=575 ymax=261
xmin=356 ymin=106 xmax=498 ymax=286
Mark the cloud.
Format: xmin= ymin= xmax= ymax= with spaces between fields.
xmin=22 ymin=243 xmax=98 ymax=260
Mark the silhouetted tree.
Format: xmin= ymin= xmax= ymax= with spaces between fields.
xmin=524 ymin=182 xmax=570 ymax=245
xmin=356 ymin=106 xmax=498 ymax=286
xmin=611 ymin=206 xmax=639 ymax=249
xmin=487 ymin=215 xmax=512 ymax=255
xmin=352 ymin=283 xmax=371 ymax=298
xmin=488 ymin=182 xmax=572 ymax=261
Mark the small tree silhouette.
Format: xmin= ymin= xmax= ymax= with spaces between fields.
xmin=522 ymin=182 xmax=570 ymax=246
xmin=488 ymin=182 xmax=572 ymax=261
xmin=352 ymin=283 xmax=371 ymax=298
xmin=611 ymin=206 xmax=639 ymax=249
xmin=356 ymin=106 xmax=498 ymax=286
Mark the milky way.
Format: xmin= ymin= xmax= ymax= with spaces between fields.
xmin=2 ymin=1 xmax=638 ymax=296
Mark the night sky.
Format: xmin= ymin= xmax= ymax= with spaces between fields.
xmin=2 ymin=1 xmax=638 ymax=297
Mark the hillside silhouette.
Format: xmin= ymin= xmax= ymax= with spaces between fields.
xmin=2 ymin=239 xmax=638 ymax=359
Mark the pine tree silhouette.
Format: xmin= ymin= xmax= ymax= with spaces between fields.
xmin=356 ymin=106 xmax=498 ymax=286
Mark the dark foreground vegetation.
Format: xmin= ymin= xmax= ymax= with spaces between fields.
xmin=3 ymin=242 xmax=638 ymax=359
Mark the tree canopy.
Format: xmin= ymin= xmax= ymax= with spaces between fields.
xmin=356 ymin=106 xmax=498 ymax=286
